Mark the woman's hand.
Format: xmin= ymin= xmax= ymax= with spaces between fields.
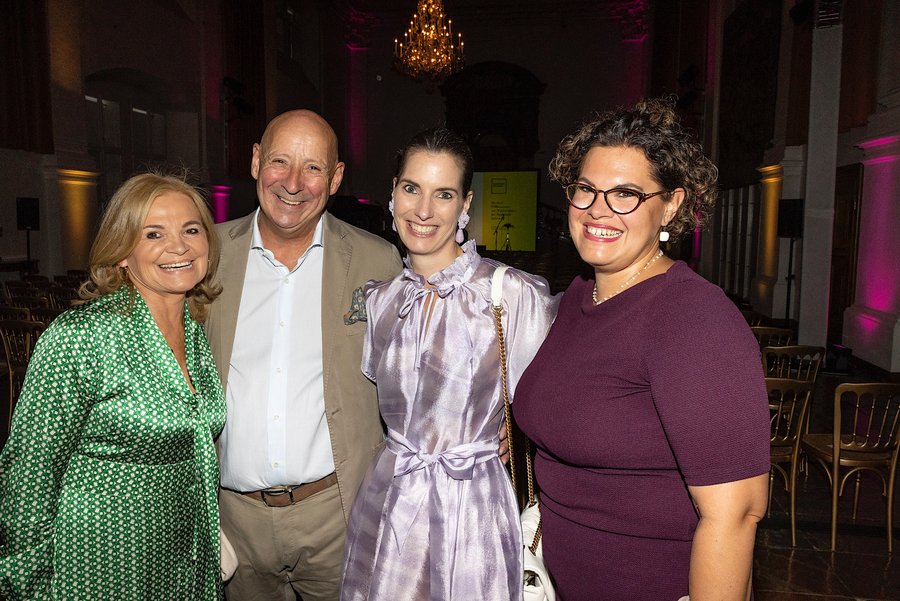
xmin=497 ymin=422 xmax=510 ymax=465
xmin=687 ymin=472 xmax=769 ymax=601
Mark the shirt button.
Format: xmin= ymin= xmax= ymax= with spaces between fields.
xmin=273 ymin=415 xmax=280 ymax=421
xmin=273 ymin=462 xmax=279 ymax=468
xmin=283 ymin=278 xmax=289 ymax=285
xmin=280 ymin=321 xmax=286 ymax=327
xmin=276 ymin=367 xmax=282 ymax=374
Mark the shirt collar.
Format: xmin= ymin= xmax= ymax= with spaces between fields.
xmin=249 ymin=208 xmax=326 ymax=252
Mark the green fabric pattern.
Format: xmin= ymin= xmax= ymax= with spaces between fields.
xmin=0 ymin=286 xmax=226 ymax=600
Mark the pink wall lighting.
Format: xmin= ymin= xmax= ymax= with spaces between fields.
xmin=856 ymin=139 xmax=900 ymax=314
xmin=211 ymin=185 xmax=231 ymax=223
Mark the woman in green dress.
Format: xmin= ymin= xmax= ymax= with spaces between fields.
xmin=0 ymin=172 xmax=226 ymax=600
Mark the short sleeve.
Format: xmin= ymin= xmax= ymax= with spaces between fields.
xmin=0 ymin=313 xmax=98 ymax=600
xmin=645 ymin=281 xmax=770 ymax=486
xmin=360 ymin=280 xmax=384 ymax=382
xmin=501 ymin=269 xmax=560 ymax=399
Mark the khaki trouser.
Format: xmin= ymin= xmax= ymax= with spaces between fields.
xmin=219 ymin=483 xmax=345 ymax=601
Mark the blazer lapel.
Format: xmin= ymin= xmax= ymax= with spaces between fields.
xmin=209 ymin=214 xmax=253 ymax=390
xmin=321 ymin=213 xmax=351 ymax=400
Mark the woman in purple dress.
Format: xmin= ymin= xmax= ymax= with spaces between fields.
xmin=514 ymin=99 xmax=770 ymax=601
xmin=340 ymin=128 xmax=558 ymax=601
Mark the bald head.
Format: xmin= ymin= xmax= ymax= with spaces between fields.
xmin=259 ymin=110 xmax=340 ymax=172
xmin=251 ymin=109 xmax=346 ymax=253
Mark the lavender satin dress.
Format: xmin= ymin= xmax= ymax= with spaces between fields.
xmin=340 ymin=242 xmax=558 ymax=601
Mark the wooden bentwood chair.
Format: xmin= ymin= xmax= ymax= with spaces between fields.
xmin=762 ymin=345 xmax=826 ymax=479
xmin=750 ymin=326 xmax=795 ymax=348
xmin=800 ymin=383 xmax=900 ymax=552
xmin=765 ymin=377 xmax=815 ymax=546
xmin=761 ymin=345 xmax=826 ymax=382
xmin=0 ymin=319 xmax=44 ymax=434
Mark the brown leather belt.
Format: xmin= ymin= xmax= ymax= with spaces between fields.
xmin=241 ymin=472 xmax=338 ymax=508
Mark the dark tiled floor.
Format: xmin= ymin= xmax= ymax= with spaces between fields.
xmin=754 ymin=363 xmax=900 ymax=601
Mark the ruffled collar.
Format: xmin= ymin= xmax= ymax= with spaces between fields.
xmin=397 ymin=241 xmax=481 ymax=317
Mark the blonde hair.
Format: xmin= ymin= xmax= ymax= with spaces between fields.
xmin=79 ymin=172 xmax=222 ymax=322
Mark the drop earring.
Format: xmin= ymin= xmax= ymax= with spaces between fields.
xmin=389 ymin=195 xmax=397 ymax=232
xmin=456 ymin=212 xmax=470 ymax=244
xmin=659 ymin=229 xmax=670 ymax=243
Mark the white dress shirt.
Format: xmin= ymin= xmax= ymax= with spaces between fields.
xmin=219 ymin=211 xmax=335 ymax=491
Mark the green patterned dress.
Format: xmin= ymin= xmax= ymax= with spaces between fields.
xmin=0 ymin=286 xmax=226 ymax=600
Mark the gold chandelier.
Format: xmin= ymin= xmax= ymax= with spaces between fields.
xmin=393 ymin=0 xmax=465 ymax=83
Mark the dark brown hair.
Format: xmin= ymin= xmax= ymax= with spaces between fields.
xmin=549 ymin=98 xmax=718 ymax=237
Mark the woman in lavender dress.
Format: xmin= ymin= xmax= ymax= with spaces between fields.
xmin=340 ymin=128 xmax=558 ymax=601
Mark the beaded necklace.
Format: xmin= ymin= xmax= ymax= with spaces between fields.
xmin=592 ymin=249 xmax=664 ymax=305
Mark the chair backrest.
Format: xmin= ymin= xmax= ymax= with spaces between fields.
xmin=741 ymin=309 xmax=769 ymax=327
xmin=28 ymin=306 xmax=65 ymax=327
xmin=833 ymin=383 xmax=900 ymax=455
xmin=8 ymin=296 xmax=50 ymax=310
xmin=0 ymin=319 xmax=44 ymax=367
xmin=750 ymin=326 xmax=795 ymax=347
xmin=47 ymin=285 xmax=78 ymax=310
xmin=762 ymin=345 xmax=826 ymax=382
xmin=28 ymin=280 xmax=54 ymax=291
xmin=0 ymin=305 xmax=31 ymax=321
xmin=766 ymin=377 xmax=814 ymax=446
xmin=3 ymin=281 xmax=34 ymax=299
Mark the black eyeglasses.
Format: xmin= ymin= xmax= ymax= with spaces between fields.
xmin=563 ymin=182 xmax=669 ymax=215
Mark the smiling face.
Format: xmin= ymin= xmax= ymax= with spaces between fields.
xmin=251 ymin=110 xmax=345 ymax=249
xmin=568 ymin=145 xmax=683 ymax=278
xmin=392 ymin=150 xmax=473 ymax=278
xmin=118 ymin=191 xmax=209 ymax=311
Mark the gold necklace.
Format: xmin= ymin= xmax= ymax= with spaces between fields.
xmin=592 ymin=249 xmax=664 ymax=305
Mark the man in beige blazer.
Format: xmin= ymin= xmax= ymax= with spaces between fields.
xmin=206 ymin=109 xmax=402 ymax=600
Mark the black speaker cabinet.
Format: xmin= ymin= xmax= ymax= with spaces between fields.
xmin=16 ymin=197 xmax=40 ymax=231
xmin=777 ymin=198 xmax=803 ymax=238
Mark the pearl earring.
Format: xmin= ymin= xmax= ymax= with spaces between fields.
xmin=659 ymin=229 xmax=670 ymax=243
xmin=456 ymin=212 xmax=470 ymax=244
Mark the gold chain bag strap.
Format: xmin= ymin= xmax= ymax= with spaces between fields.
xmin=490 ymin=266 xmax=556 ymax=601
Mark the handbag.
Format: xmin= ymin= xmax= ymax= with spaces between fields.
xmin=490 ymin=266 xmax=556 ymax=601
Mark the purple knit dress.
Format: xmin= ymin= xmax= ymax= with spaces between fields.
xmin=341 ymin=242 xmax=559 ymax=601
xmin=514 ymin=261 xmax=770 ymax=601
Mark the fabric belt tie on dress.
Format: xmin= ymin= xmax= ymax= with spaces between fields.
xmin=385 ymin=430 xmax=497 ymax=554
xmin=240 ymin=472 xmax=337 ymax=507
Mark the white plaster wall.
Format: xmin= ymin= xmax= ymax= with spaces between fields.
xmin=0 ymin=149 xmax=71 ymax=277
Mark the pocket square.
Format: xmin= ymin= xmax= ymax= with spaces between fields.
xmin=344 ymin=286 xmax=368 ymax=325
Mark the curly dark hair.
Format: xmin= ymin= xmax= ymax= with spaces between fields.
xmin=548 ymin=98 xmax=718 ymax=237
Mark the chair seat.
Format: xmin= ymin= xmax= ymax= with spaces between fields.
xmin=770 ymin=444 xmax=794 ymax=462
xmin=801 ymin=433 xmax=893 ymax=467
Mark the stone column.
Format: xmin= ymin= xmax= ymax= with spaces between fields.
xmin=842 ymin=0 xmax=900 ymax=371
xmin=797 ymin=23 xmax=842 ymax=345
xmin=56 ymin=169 xmax=99 ymax=270
xmin=751 ymin=164 xmax=782 ymax=315
xmin=843 ymin=135 xmax=900 ymax=371
xmin=46 ymin=0 xmax=99 ymax=271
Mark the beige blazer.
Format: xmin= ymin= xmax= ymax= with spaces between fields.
xmin=206 ymin=211 xmax=403 ymax=521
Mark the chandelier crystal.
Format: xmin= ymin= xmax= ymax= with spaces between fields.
xmin=393 ymin=0 xmax=465 ymax=83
